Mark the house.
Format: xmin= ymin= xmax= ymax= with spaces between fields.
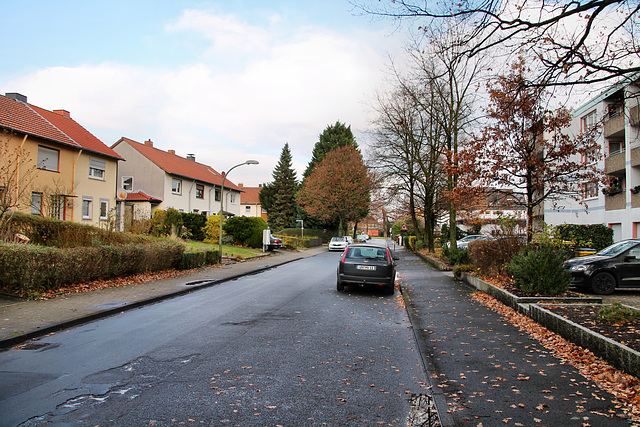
xmin=457 ymin=188 xmax=527 ymax=234
xmin=0 ymin=92 xmax=123 ymax=226
xmin=111 ymin=137 xmax=243 ymax=222
xmin=238 ymin=184 xmax=267 ymax=221
xmin=543 ymin=80 xmax=640 ymax=241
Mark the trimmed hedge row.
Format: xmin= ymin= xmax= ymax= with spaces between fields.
xmin=177 ymin=249 xmax=221 ymax=270
xmin=0 ymin=241 xmax=185 ymax=295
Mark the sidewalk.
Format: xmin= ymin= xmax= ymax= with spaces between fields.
xmin=397 ymin=248 xmax=635 ymax=426
xmin=0 ymin=246 xmax=327 ymax=349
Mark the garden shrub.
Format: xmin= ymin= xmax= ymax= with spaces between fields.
xmin=205 ymin=249 xmax=221 ymax=265
xmin=470 ymin=237 xmax=525 ymax=277
xmin=554 ymin=224 xmax=613 ymax=250
xmin=202 ymin=214 xmax=223 ymax=244
xmin=181 ymin=213 xmax=207 ymax=241
xmin=0 ymin=240 xmax=184 ymax=296
xmin=598 ymin=302 xmax=640 ymax=325
xmin=223 ymin=216 xmax=267 ymax=246
xmin=507 ymin=243 xmax=571 ymax=296
xmin=442 ymin=246 xmax=470 ymax=266
xmin=178 ymin=251 xmax=206 ymax=270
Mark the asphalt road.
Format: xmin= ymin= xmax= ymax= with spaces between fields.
xmin=0 ymin=244 xmax=430 ymax=426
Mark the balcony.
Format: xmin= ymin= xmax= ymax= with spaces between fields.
xmin=604 ymin=112 xmax=625 ymax=139
xmin=633 ymin=189 xmax=640 ymax=209
xmin=605 ymin=150 xmax=626 ymax=175
xmin=632 ymin=145 xmax=640 ymax=168
xmin=604 ymin=190 xmax=626 ymax=211
xmin=631 ymin=105 xmax=640 ymax=127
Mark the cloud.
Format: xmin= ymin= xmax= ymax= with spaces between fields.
xmin=6 ymin=8 xmax=401 ymax=186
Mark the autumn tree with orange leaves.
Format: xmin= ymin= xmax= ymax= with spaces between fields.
xmin=297 ymin=146 xmax=372 ymax=237
xmin=460 ymin=59 xmax=603 ymax=242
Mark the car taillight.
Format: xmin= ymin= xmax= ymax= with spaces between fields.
xmin=386 ymin=248 xmax=392 ymax=266
xmin=340 ymin=249 xmax=347 ymax=264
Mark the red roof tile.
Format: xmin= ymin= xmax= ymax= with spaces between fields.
xmin=240 ymin=186 xmax=262 ymax=205
xmin=125 ymin=191 xmax=162 ymax=203
xmin=0 ymin=94 xmax=122 ymax=160
xmin=117 ymin=137 xmax=240 ymax=190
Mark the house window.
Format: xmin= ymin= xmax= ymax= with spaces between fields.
xmin=196 ymin=184 xmax=204 ymax=199
xmin=82 ymin=196 xmax=93 ymax=219
xmin=122 ymin=176 xmax=133 ymax=191
xmin=37 ymin=146 xmax=59 ymax=171
xmin=89 ymin=158 xmax=106 ymax=180
xmin=99 ymin=199 xmax=109 ymax=220
xmin=581 ymin=110 xmax=597 ymax=132
xmin=245 ymin=206 xmax=251 ymax=213
xmin=31 ymin=192 xmax=43 ymax=215
xmin=215 ymin=188 xmax=221 ymax=202
xmin=229 ymin=193 xmax=236 ymax=204
xmin=172 ymin=178 xmax=182 ymax=195
xmin=583 ymin=182 xmax=598 ymax=199
xmin=50 ymin=195 xmax=65 ymax=220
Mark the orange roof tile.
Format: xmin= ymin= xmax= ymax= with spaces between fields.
xmin=117 ymin=137 xmax=241 ymax=190
xmin=0 ymin=94 xmax=122 ymax=160
xmin=125 ymin=191 xmax=162 ymax=203
xmin=240 ymin=186 xmax=262 ymax=205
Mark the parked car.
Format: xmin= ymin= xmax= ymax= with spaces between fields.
xmin=343 ymin=236 xmax=354 ymax=245
xmin=444 ymin=234 xmax=490 ymax=250
xmin=265 ymin=234 xmax=282 ymax=251
xmin=564 ymin=239 xmax=640 ymax=295
xmin=328 ymin=236 xmax=349 ymax=251
xmin=356 ymin=233 xmax=370 ymax=242
xmin=336 ymin=243 xmax=398 ymax=295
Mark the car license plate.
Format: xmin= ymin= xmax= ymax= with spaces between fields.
xmin=356 ymin=265 xmax=376 ymax=271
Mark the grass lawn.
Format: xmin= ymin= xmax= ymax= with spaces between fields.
xmin=183 ymin=241 xmax=265 ymax=259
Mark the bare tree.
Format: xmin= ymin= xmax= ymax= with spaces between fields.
xmin=355 ymin=0 xmax=640 ymax=86
xmin=0 ymin=130 xmax=37 ymax=239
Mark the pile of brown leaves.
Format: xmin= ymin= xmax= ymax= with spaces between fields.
xmin=472 ymin=292 xmax=640 ymax=422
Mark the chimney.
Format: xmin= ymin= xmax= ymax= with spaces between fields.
xmin=5 ymin=92 xmax=27 ymax=103
xmin=186 ymin=154 xmax=195 ymax=161
xmin=168 ymin=149 xmax=175 ymax=155
xmin=53 ymin=109 xmax=70 ymax=118
xmin=259 ymin=184 xmax=263 ymax=188
xmin=145 ymin=139 xmax=153 ymax=147
xmin=238 ymin=183 xmax=244 ymax=188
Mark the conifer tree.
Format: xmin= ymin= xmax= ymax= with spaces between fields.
xmin=268 ymin=143 xmax=298 ymax=231
xmin=303 ymin=121 xmax=358 ymax=179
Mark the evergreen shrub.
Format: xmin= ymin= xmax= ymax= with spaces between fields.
xmin=554 ymin=224 xmax=613 ymax=250
xmin=507 ymin=243 xmax=571 ymax=296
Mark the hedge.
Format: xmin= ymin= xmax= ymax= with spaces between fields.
xmin=554 ymin=224 xmax=614 ymax=250
xmin=0 ymin=240 xmax=184 ymax=296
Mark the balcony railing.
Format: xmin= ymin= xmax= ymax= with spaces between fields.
xmin=632 ymin=144 xmax=640 ymax=168
xmin=605 ymin=190 xmax=626 ymax=211
xmin=605 ymin=150 xmax=626 ymax=175
xmin=604 ymin=112 xmax=625 ymax=138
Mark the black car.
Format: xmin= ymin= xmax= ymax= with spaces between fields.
xmin=336 ymin=243 xmax=398 ymax=295
xmin=265 ymin=234 xmax=282 ymax=251
xmin=564 ymin=239 xmax=640 ymax=295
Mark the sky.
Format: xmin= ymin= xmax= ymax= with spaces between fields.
xmin=1 ymin=0 xmax=406 ymax=187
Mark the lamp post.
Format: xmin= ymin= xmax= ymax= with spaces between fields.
xmin=296 ymin=219 xmax=304 ymax=239
xmin=219 ymin=160 xmax=259 ymax=262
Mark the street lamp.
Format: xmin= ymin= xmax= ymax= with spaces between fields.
xmin=219 ymin=160 xmax=259 ymax=262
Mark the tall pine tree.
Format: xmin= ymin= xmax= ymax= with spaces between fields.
xmin=303 ymin=121 xmax=358 ymax=179
xmin=268 ymin=143 xmax=298 ymax=231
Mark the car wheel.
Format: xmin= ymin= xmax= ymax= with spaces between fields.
xmin=385 ymin=285 xmax=394 ymax=295
xmin=591 ymin=272 xmax=616 ymax=295
xmin=337 ymin=277 xmax=345 ymax=292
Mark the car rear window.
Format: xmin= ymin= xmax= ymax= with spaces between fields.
xmin=346 ymin=247 xmax=388 ymax=260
